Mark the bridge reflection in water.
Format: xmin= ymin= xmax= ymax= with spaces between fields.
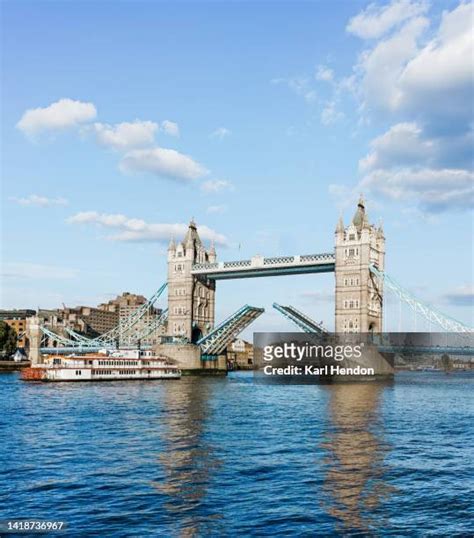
xmin=319 ymin=382 xmax=393 ymax=534
xmin=120 ymin=372 xmax=472 ymax=534
xmin=151 ymin=376 xmax=397 ymax=535
xmin=153 ymin=378 xmax=225 ymax=537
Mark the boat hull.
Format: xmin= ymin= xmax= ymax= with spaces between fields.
xmin=21 ymin=367 xmax=180 ymax=382
xmin=21 ymin=350 xmax=181 ymax=382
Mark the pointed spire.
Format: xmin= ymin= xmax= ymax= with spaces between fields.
xmin=377 ymin=218 xmax=384 ymax=237
xmin=362 ymin=211 xmax=370 ymax=229
xmin=183 ymin=218 xmax=202 ymax=249
xmin=352 ymin=193 xmax=369 ymax=231
xmin=208 ymin=240 xmax=217 ymax=262
xmin=336 ymin=213 xmax=344 ymax=233
xmin=168 ymin=236 xmax=176 ymax=251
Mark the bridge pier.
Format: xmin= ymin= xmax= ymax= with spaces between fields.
xmin=155 ymin=341 xmax=226 ymax=374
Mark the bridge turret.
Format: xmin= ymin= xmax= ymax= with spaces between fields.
xmin=208 ymin=241 xmax=217 ymax=263
xmin=167 ymin=237 xmax=176 ymax=259
xmin=335 ymin=196 xmax=385 ymax=334
xmin=335 ymin=214 xmax=345 ymax=239
xmin=377 ymin=219 xmax=384 ymax=239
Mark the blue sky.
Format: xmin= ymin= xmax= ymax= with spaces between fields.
xmin=1 ymin=0 xmax=473 ymax=332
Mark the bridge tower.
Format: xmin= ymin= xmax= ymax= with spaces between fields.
xmin=334 ymin=196 xmax=385 ymax=333
xmin=167 ymin=219 xmax=216 ymax=343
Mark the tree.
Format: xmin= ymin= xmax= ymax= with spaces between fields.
xmin=0 ymin=321 xmax=18 ymax=358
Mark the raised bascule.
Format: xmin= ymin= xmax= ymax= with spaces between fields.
xmin=27 ymin=197 xmax=473 ymax=372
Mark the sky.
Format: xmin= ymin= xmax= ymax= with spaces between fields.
xmin=1 ymin=0 xmax=473 ymax=333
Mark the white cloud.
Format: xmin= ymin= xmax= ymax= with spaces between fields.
xmin=347 ymin=2 xmax=472 ymax=131
xmin=346 ymin=0 xmax=429 ymax=39
xmin=210 ymin=127 xmax=231 ymax=139
xmin=355 ymin=15 xmax=429 ymax=114
xmin=119 ymin=147 xmax=208 ymax=182
xmin=397 ymin=2 xmax=473 ymax=129
xmin=200 ymin=179 xmax=234 ymax=193
xmin=92 ymin=120 xmax=158 ymax=150
xmin=289 ymin=78 xmax=317 ymax=103
xmin=9 ymin=194 xmax=68 ymax=207
xmin=206 ymin=205 xmax=227 ymax=214
xmin=359 ymin=167 xmax=474 ymax=212
xmin=321 ymin=101 xmax=344 ymax=125
xmin=361 ymin=122 xmax=474 ymax=173
xmin=356 ymin=119 xmax=474 ymax=213
xmin=272 ymin=76 xmax=319 ymax=103
xmin=327 ymin=2 xmax=474 ymax=216
xmin=161 ymin=120 xmax=179 ymax=137
xmin=2 ymin=262 xmax=79 ymax=280
xmin=68 ymin=211 xmax=228 ymax=246
xmin=315 ymin=65 xmax=334 ymax=82
xmin=443 ymin=285 xmax=474 ymax=307
xmin=359 ymin=122 xmax=434 ymax=171
xmin=17 ymin=98 xmax=97 ymax=136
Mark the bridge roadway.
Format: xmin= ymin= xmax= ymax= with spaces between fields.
xmin=191 ymin=253 xmax=336 ymax=280
xmin=273 ymin=303 xmax=327 ymax=335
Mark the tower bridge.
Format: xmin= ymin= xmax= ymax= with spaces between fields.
xmin=166 ymin=196 xmax=385 ymax=350
xmin=28 ymin=196 xmax=472 ymax=372
xmin=158 ymin=196 xmax=386 ymax=370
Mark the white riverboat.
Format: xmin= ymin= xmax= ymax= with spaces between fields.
xmin=21 ymin=349 xmax=181 ymax=382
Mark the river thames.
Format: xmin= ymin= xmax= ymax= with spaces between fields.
xmin=1 ymin=371 xmax=473 ymax=536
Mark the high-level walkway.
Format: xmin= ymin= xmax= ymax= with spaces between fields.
xmin=191 ymin=253 xmax=335 ymax=280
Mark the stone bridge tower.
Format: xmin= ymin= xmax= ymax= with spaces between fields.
xmin=335 ymin=197 xmax=385 ymax=333
xmin=167 ymin=220 xmax=216 ymax=343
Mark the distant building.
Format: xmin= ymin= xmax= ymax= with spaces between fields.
xmin=227 ymin=338 xmax=254 ymax=369
xmin=99 ymin=292 xmax=149 ymax=320
xmin=98 ymin=292 xmax=164 ymax=346
xmin=64 ymin=306 xmax=119 ymax=337
xmin=451 ymin=359 xmax=474 ymax=370
xmin=0 ymin=309 xmax=36 ymax=348
xmin=38 ymin=306 xmax=119 ymax=339
xmin=13 ymin=291 xmax=165 ymax=349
